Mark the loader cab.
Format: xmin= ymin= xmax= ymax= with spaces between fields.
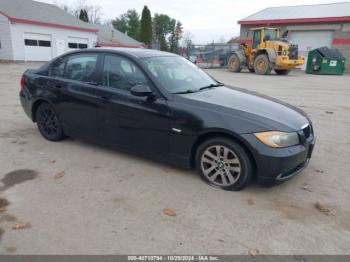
xmin=250 ymin=27 xmax=280 ymax=49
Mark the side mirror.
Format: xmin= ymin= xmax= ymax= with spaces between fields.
xmin=130 ymin=84 xmax=153 ymax=97
xmin=282 ymin=30 xmax=289 ymax=39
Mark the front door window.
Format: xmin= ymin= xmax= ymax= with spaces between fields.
xmin=102 ymin=55 xmax=148 ymax=91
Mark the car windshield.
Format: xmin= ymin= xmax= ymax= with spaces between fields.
xmin=264 ymin=29 xmax=277 ymax=41
xmin=141 ymin=56 xmax=219 ymax=94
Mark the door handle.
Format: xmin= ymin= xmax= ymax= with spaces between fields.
xmin=101 ymin=96 xmax=110 ymax=103
xmin=87 ymin=81 xmax=99 ymax=86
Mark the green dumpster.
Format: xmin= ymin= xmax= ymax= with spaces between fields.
xmin=306 ymin=47 xmax=346 ymax=75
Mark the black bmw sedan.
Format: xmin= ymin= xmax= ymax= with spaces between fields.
xmin=19 ymin=48 xmax=315 ymax=190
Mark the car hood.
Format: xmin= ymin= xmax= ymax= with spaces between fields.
xmin=176 ymin=86 xmax=309 ymax=132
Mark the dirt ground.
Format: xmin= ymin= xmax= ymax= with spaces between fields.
xmin=0 ymin=62 xmax=349 ymax=255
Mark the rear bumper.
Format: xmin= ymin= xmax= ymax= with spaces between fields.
xmin=20 ymin=90 xmax=34 ymax=121
xmin=241 ymin=133 xmax=316 ymax=182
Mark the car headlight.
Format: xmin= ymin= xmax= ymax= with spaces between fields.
xmin=254 ymin=131 xmax=299 ymax=148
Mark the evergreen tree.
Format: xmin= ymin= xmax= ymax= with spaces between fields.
xmin=154 ymin=14 xmax=174 ymax=51
xmin=112 ymin=9 xmax=140 ymax=40
xmin=126 ymin=9 xmax=140 ymax=40
xmin=139 ymin=6 xmax=152 ymax=47
xmin=112 ymin=14 xmax=128 ymax=33
xmin=79 ymin=9 xmax=89 ymax=22
xmin=159 ymin=35 xmax=168 ymax=51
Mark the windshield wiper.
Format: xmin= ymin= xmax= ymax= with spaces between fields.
xmin=174 ymin=83 xmax=224 ymax=94
xmin=174 ymin=89 xmax=199 ymax=94
xmin=199 ymin=83 xmax=224 ymax=91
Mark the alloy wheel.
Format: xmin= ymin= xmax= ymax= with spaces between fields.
xmin=200 ymin=145 xmax=241 ymax=187
xmin=37 ymin=108 xmax=59 ymax=137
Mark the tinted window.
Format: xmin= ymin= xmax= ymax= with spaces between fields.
xmin=39 ymin=40 xmax=51 ymax=47
xmin=49 ymin=58 xmax=66 ymax=78
xmin=64 ymin=54 xmax=98 ymax=83
xmin=142 ymin=56 xmax=216 ymax=94
xmin=264 ymin=29 xmax=277 ymax=41
xmin=103 ymin=55 xmax=148 ymax=91
xmin=68 ymin=43 xmax=78 ymax=49
xmin=24 ymin=39 xmax=38 ymax=46
xmin=78 ymin=43 xmax=88 ymax=49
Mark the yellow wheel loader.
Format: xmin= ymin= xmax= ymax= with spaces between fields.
xmin=228 ymin=27 xmax=305 ymax=75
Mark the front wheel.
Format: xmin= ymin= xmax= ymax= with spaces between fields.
xmin=254 ymin=54 xmax=272 ymax=75
xmin=35 ymin=102 xmax=65 ymax=141
xmin=228 ymin=54 xmax=242 ymax=73
xmin=195 ymin=137 xmax=253 ymax=191
xmin=275 ymin=69 xmax=291 ymax=75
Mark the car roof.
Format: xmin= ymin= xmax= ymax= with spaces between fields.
xmin=71 ymin=48 xmax=178 ymax=58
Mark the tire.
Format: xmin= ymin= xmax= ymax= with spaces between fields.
xmin=228 ymin=54 xmax=242 ymax=73
xmin=275 ymin=69 xmax=291 ymax=75
xmin=195 ymin=137 xmax=253 ymax=191
xmin=254 ymin=54 xmax=272 ymax=75
xmin=248 ymin=67 xmax=255 ymax=73
xmin=35 ymin=102 xmax=65 ymax=141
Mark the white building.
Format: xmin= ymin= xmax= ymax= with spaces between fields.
xmin=0 ymin=0 xmax=144 ymax=62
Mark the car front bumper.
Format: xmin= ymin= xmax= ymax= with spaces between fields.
xmin=241 ymin=132 xmax=316 ymax=183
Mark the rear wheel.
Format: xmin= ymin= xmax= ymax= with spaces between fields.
xmin=275 ymin=69 xmax=291 ymax=75
xmin=254 ymin=54 xmax=272 ymax=75
xmin=228 ymin=54 xmax=242 ymax=73
xmin=195 ymin=137 xmax=253 ymax=191
xmin=35 ymin=103 xmax=65 ymax=141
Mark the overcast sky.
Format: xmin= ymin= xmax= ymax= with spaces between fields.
xmin=39 ymin=0 xmax=346 ymax=44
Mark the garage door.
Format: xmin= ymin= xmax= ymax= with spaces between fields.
xmin=24 ymin=33 xmax=52 ymax=61
xmin=289 ymin=31 xmax=333 ymax=70
xmin=67 ymin=37 xmax=89 ymax=51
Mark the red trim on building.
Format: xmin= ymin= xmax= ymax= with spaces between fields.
xmin=10 ymin=18 xmax=98 ymax=32
xmin=240 ymin=39 xmax=252 ymax=44
xmin=332 ymin=38 xmax=350 ymax=45
xmin=0 ymin=11 xmax=98 ymax=32
xmin=96 ymin=42 xmax=145 ymax=48
xmin=238 ymin=16 xmax=350 ymax=25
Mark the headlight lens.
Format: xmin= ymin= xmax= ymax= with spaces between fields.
xmin=254 ymin=131 xmax=300 ymax=148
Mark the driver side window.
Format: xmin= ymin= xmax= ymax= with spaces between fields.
xmin=103 ymin=55 xmax=148 ymax=91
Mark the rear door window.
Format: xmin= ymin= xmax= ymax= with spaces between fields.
xmin=64 ymin=54 xmax=98 ymax=83
xmin=49 ymin=58 xmax=66 ymax=78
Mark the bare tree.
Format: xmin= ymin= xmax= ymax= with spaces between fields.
xmin=88 ymin=4 xmax=102 ymax=24
xmin=181 ymin=31 xmax=194 ymax=47
xmin=54 ymin=0 xmax=102 ymax=24
xmin=218 ymin=36 xmax=226 ymax=44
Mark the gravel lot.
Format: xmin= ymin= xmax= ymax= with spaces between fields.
xmin=0 ymin=62 xmax=349 ymax=255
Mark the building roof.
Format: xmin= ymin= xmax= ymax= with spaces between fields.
xmin=92 ymin=24 xmax=144 ymax=48
xmin=0 ymin=0 xmax=97 ymax=32
xmin=239 ymin=2 xmax=350 ymax=25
